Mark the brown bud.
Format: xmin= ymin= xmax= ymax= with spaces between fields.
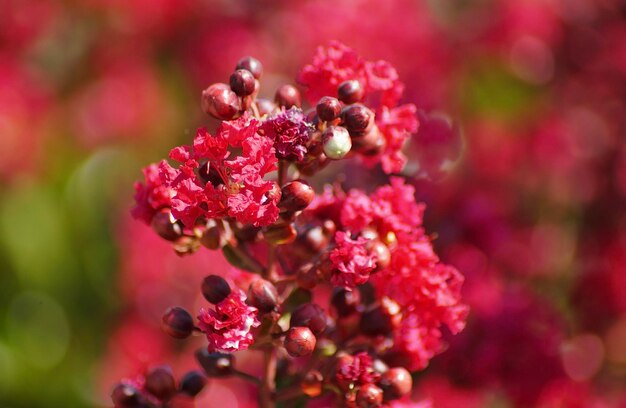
xmin=247 ymin=279 xmax=279 ymax=313
xmin=201 ymin=83 xmax=241 ymax=120
xmin=256 ymin=98 xmax=277 ymax=116
xmin=262 ymin=221 xmax=297 ymax=245
xmin=279 ymin=180 xmax=315 ymax=212
xmin=338 ymin=80 xmax=365 ymax=104
xmin=195 ymin=348 xmax=235 ymax=377
xmin=341 ymin=104 xmax=374 ymax=136
xmin=369 ymin=240 xmax=391 ymax=272
xmin=380 ymin=367 xmax=412 ymax=401
xmin=236 ymin=56 xmax=263 ymax=79
xmin=162 ymin=307 xmax=194 ymax=339
xmin=275 ymin=84 xmax=302 ymax=109
xmin=284 ymin=327 xmax=316 ymax=357
xmin=359 ymin=298 xmax=401 ymax=336
xmin=201 ymin=275 xmax=231 ymax=304
xmin=111 ymin=383 xmax=145 ymax=408
xmin=352 ymin=125 xmax=387 ymax=157
xmin=316 ymin=96 xmax=342 ymax=122
xmin=291 ymin=303 xmax=327 ymax=336
xmin=179 ymin=371 xmax=207 ymax=397
xmin=145 ymin=366 xmax=176 ymax=401
xmin=229 ymin=69 xmax=256 ymax=97
xmin=151 ymin=209 xmax=183 ymax=241
xmin=356 ymin=383 xmax=384 ymax=408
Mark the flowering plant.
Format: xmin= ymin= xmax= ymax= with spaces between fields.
xmin=113 ymin=42 xmax=467 ymax=408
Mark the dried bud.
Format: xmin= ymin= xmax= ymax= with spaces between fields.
xmin=200 ymin=220 xmax=229 ymax=250
xmin=179 ymin=371 xmax=207 ymax=397
xmin=201 ymin=275 xmax=231 ymax=304
xmin=331 ymin=288 xmax=361 ymax=317
xmin=342 ymin=104 xmax=374 ymax=136
xmin=145 ymin=366 xmax=176 ymax=401
xmin=279 ymin=181 xmax=315 ymax=212
xmin=275 ymin=84 xmax=302 ymax=109
xmin=262 ymin=221 xmax=297 ymax=245
xmin=201 ymin=83 xmax=241 ymax=120
xmin=338 ymin=80 xmax=365 ymax=104
xmin=380 ymin=367 xmax=412 ymax=401
xmin=195 ymin=348 xmax=235 ymax=377
xmin=236 ymin=56 xmax=263 ymax=79
xmin=316 ymin=96 xmax=342 ymax=122
xmin=162 ymin=307 xmax=194 ymax=339
xmin=359 ymin=298 xmax=401 ymax=336
xmin=229 ymin=69 xmax=256 ymax=97
xmin=356 ymin=383 xmax=384 ymax=408
xmin=247 ymin=279 xmax=279 ymax=313
xmin=291 ymin=303 xmax=327 ymax=336
xmin=151 ymin=209 xmax=183 ymax=241
xmin=111 ymin=383 xmax=145 ymax=408
xmin=284 ymin=327 xmax=317 ymax=357
xmin=301 ymin=370 xmax=324 ymax=397
xmin=322 ymin=126 xmax=352 ymax=159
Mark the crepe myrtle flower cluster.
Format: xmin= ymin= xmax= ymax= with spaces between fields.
xmin=117 ymin=42 xmax=467 ymax=407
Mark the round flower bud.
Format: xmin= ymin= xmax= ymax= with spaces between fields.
xmin=195 ymin=348 xmax=235 ymax=377
xmin=247 ymin=279 xmax=279 ymax=314
xmin=284 ymin=327 xmax=316 ymax=357
xmin=301 ymin=370 xmax=324 ymax=397
xmin=179 ymin=371 xmax=207 ymax=397
xmin=322 ymin=126 xmax=352 ymax=159
xmin=341 ymin=104 xmax=374 ymax=136
xmin=279 ymin=181 xmax=315 ymax=212
xmin=151 ymin=209 xmax=183 ymax=241
xmin=369 ymin=240 xmax=391 ymax=272
xmin=356 ymin=383 xmax=384 ymax=408
xmin=352 ymin=125 xmax=386 ymax=157
xmin=275 ymin=84 xmax=302 ymax=109
xmin=200 ymin=220 xmax=228 ymax=250
xmin=236 ymin=56 xmax=263 ymax=79
xmin=111 ymin=383 xmax=145 ymax=408
xmin=201 ymin=275 xmax=231 ymax=304
xmin=359 ymin=298 xmax=401 ymax=336
xmin=162 ymin=306 xmax=194 ymax=339
xmin=296 ymin=263 xmax=318 ymax=290
xmin=331 ymin=288 xmax=361 ymax=317
xmin=380 ymin=367 xmax=412 ymax=401
xmin=145 ymin=366 xmax=176 ymax=401
xmin=291 ymin=303 xmax=327 ymax=336
xmin=338 ymin=80 xmax=365 ymax=104
xmin=229 ymin=69 xmax=256 ymax=97
xmin=201 ymin=83 xmax=241 ymax=120
xmin=316 ymin=96 xmax=342 ymax=122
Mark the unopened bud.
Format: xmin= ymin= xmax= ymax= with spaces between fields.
xmin=162 ymin=306 xmax=194 ymax=339
xmin=356 ymin=383 xmax=384 ymax=408
xmin=341 ymin=104 xmax=374 ymax=136
xmin=236 ymin=56 xmax=263 ymax=79
xmin=380 ymin=367 xmax=412 ymax=401
xmin=359 ymin=298 xmax=401 ymax=336
xmin=201 ymin=83 xmax=241 ymax=120
xmin=331 ymin=288 xmax=361 ymax=317
xmin=338 ymin=80 xmax=365 ymax=104
xmin=145 ymin=366 xmax=176 ymax=401
xmin=262 ymin=221 xmax=297 ymax=245
xmin=247 ymin=279 xmax=279 ymax=313
xmin=284 ymin=327 xmax=316 ymax=357
xmin=201 ymin=275 xmax=231 ymax=304
xmin=151 ymin=209 xmax=183 ymax=241
xmin=291 ymin=303 xmax=327 ymax=336
xmin=279 ymin=181 xmax=315 ymax=212
xmin=111 ymin=383 xmax=145 ymax=408
xmin=229 ymin=69 xmax=256 ymax=97
xmin=275 ymin=84 xmax=302 ymax=109
xmin=195 ymin=348 xmax=235 ymax=377
xmin=179 ymin=371 xmax=207 ymax=397
xmin=316 ymin=96 xmax=342 ymax=122
xmin=322 ymin=126 xmax=352 ymax=159
xmin=352 ymin=125 xmax=386 ymax=157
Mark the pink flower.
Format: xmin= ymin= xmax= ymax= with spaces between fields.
xmin=329 ymin=231 xmax=376 ymax=288
xmin=260 ymin=107 xmax=313 ymax=162
xmin=197 ymin=290 xmax=260 ymax=353
xmin=334 ymin=352 xmax=380 ymax=390
xmin=131 ymin=162 xmax=174 ymax=224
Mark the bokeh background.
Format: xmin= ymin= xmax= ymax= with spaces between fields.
xmin=1 ymin=0 xmax=626 ymax=407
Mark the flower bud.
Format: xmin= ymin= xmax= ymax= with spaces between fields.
xmin=379 ymin=367 xmax=412 ymax=401
xmin=247 ymin=279 xmax=279 ymax=313
xmin=275 ymin=84 xmax=302 ymax=109
xmin=236 ymin=56 xmax=263 ymax=79
xmin=352 ymin=125 xmax=386 ymax=157
xmin=229 ymin=69 xmax=256 ymax=97
xmin=262 ymin=221 xmax=297 ymax=245
xmin=316 ymin=96 xmax=342 ymax=122
xmin=356 ymin=383 xmax=384 ymax=408
xmin=162 ymin=306 xmax=194 ymax=339
xmin=369 ymin=240 xmax=391 ymax=272
xmin=291 ymin=303 xmax=327 ymax=336
xmin=195 ymin=348 xmax=235 ymax=377
xmin=279 ymin=181 xmax=315 ymax=212
xmin=151 ymin=209 xmax=183 ymax=241
xmin=201 ymin=83 xmax=241 ymax=120
xmin=359 ymin=298 xmax=401 ymax=336
xmin=296 ymin=263 xmax=319 ymax=290
xmin=331 ymin=288 xmax=361 ymax=317
xmin=341 ymin=104 xmax=374 ymax=136
xmin=200 ymin=220 xmax=229 ymax=250
xmin=256 ymin=98 xmax=277 ymax=116
xmin=338 ymin=80 xmax=365 ymax=104
xmin=179 ymin=371 xmax=207 ymax=397
xmin=201 ymin=275 xmax=231 ymax=304
xmin=301 ymin=370 xmax=324 ymax=397
xmin=145 ymin=366 xmax=176 ymax=401
xmin=111 ymin=383 xmax=145 ymax=408
xmin=322 ymin=126 xmax=352 ymax=159
xmin=284 ymin=327 xmax=316 ymax=357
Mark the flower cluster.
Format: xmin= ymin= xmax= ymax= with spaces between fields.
xmin=117 ymin=43 xmax=466 ymax=407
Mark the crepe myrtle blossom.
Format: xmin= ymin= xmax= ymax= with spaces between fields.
xmin=119 ymin=45 xmax=466 ymax=407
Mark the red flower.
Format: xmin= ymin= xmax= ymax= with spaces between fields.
xmin=335 ymin=352 xmax=380 ymax=390
xmin=197 ymin=289 xmax=260 ymax=353
xmin=131 ymin=162 xmax=175 ymax=224
xmin=329 ymin=231 xmax=376 ymax=288
xmin=260 ymin=107 xmax=313 ymax=162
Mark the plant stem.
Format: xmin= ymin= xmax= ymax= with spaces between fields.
xmin=259 ymin=347 xmax=277 ymax=408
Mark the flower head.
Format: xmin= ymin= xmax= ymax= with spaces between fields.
xmin=329 ymin=231 xmax=376 ymax=288
xmin=261 ymin=107 xmax=313 ymax=162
